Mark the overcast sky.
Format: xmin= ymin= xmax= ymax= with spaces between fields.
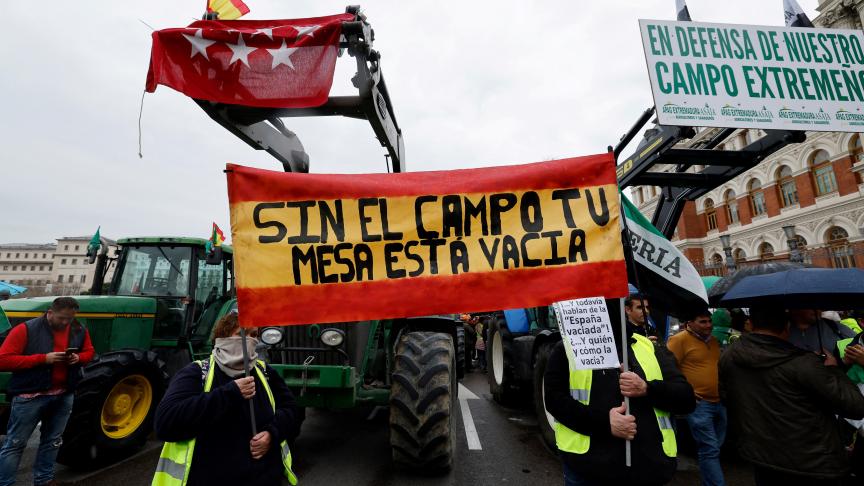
xmin=1 ymin=0 xmax=819 ymax=244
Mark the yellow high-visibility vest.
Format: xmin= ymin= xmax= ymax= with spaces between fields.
xmin=554 ymin=333 xmax=677 ymax=458
xmin=152 ymin=357 xmax=298 ymax=486
xmin=840 ymin=318 xmax=863 ymax=335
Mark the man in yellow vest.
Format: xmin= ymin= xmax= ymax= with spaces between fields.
xmin=544 ymin=299 xmax=695 ymax=485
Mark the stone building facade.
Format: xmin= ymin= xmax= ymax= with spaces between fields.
xmin=634 ymin=1 xmax=864 ymax=275
xmin=0 ymin=236 xmax=116 ymax=296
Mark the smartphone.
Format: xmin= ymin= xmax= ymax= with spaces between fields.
xmin=65 ymin=347 xmax=80 ymax=355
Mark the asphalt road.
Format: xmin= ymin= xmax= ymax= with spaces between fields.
xmin=10 ymin=370 xmax=758 ymax=485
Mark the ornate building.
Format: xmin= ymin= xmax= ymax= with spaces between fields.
xmin=634 ymin=1 xmax=864 ymax=275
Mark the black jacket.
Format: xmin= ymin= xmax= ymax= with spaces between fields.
xmin=544 ymin=332 xmax=695 ymax=485
xmin=155 ymin=360 xmax=298 ymax=486
xmin=719 ymin=333 xmax=864 ymax=479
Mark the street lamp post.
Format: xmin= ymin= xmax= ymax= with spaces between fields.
xmin=719 ymin=234 xmax=736 ymax=273
xmin=782 ymin=225 xmax=803 ymax=263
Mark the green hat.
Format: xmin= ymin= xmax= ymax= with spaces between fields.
xmin=711 ymin=309 xmax=731 ymax=328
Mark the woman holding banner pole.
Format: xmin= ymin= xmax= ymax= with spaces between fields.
xmin=544 ymin=298 xmax=695 ymax=485
xmin=152 ymin=313 xmax=300 ymax=486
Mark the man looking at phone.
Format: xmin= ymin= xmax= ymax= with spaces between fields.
xmin=0 ymin=297 xmax=94 ymax=486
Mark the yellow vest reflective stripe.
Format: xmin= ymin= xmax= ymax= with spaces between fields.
xmin=841 ymin=318 xmax=863 ymax=334
xmin=153 ymin=358 xmax=298 ymax=486
xmin=554 ymin=334 xmax=677 ymax=458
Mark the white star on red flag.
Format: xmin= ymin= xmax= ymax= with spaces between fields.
xmin=268 ymin=40 xmax=298 ymax=70
xmin=226 ymin=34 xmax=257 ymax=67
xmin=294 ymin=25 xmax=320 ymax=38
xmin=255 ymin=28 xmax=275 ymax=40
xmin=182 ymin=29 xmax=216 ymax=60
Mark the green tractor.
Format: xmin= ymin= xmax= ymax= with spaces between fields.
xmin=0 ymin=235 xmax=466 ymax=472
xmin=0 ymin=237 xmax=235 ymax=466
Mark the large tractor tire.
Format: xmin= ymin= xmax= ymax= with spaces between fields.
xmin=455 ymin=325 xmax=466 ymax=380
xmin=58 ymin=350 xmax=169 ymax=469
xmin=532 ymin=341 xmax=558 ymax=452
xmin=488 ymin=316 xmax=518 ymax=405
xmin=389 ymin=331 xmax=456 ymax=474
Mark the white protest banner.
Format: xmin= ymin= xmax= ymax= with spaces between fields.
xmin=639 ymin=19 xmax=864 ymax=132
xmin=553 ymin=297 xmax=620 ymax=370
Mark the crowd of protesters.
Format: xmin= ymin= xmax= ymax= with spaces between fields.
xmin=544 ymin=293 xmax=864 ymax=486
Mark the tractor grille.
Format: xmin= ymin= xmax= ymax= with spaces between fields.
xmin=271 ymin=323 xmax=366 ymax=367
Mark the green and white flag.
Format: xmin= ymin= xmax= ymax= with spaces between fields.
xmin=621 ymin=194 xmax=708 ymax=310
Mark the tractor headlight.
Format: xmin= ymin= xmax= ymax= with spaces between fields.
xmin=260 ymin=327 xmax=284 ymax=346
xmin=320 ymin=328 xmax=345 ymax=347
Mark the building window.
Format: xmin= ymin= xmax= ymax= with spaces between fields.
xmin=30 ymin=266 xmax=35 ymax=271
xmin=2 ymin=266 xmax=6 ymax=271
xmin=80 ymin=275 xmax=86 ymax=284
xmin=24 ymin=253 xmax=28 ymax=259
xmin=709 ymin=253 xmax=723 ymax=276
xmin=57 ymin=275 xmax=63 ymax=283
xmin=749 ymin=179 xmax=767 ymax=216
xmin=826 ymin=226 xmax=855 ymax=268
xmin=61 ymin=259 xmax=67 ymax=265
xmin=72 ymin=259 xmax=77 ymax=265
xmin=64 ymin=245 xmax=68 ymax=250
xmin=39 ymin=266 xmax=44 ymax=271
xmin=705 ymin=199 xmax=717 ymax=231
xmin=11 ymin=266 xmax=16 ymax=271
xmin=724 ymin=190 xmax=739 ymax=224
xmin=852 ymin=135 xmax=864 ymax=184
xmin=810 ymin=149 xmax=837 ymax=196
xmin=75 ymin=245 xmax=79 ymax=251
xmin=776 ymin=165 xmax=798 ymax=207
xmin=42 ymin=253 xmax=47 ymax=259
xmin=793 ymin=235 xmax=807 ymax=252
xmin=758 ymin=242 xmax=775 ymax=261
xmin=15 ymin=253 xmax=19 ymax=258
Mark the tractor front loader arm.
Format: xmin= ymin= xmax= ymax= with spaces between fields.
xmin=194 ymin=5 xmax=405 ymax=174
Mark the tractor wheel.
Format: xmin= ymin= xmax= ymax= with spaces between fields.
xmin=58 ymin=350 xmax=168 ymax=469
xmin=532 ymin=341 xmax=557 ymax=452
xmin=455 ymin=325 xmax=466 ymax=380
xmin=389 ymin=331 xmax=456 ymax=474
xmin=488 ymin=316 xmax=518 ymax=405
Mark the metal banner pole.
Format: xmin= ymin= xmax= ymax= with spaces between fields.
xmin=619 ymin=298 xmax=631 ymax=467
xmin=239 ymin=327 xmax=258 ymax=435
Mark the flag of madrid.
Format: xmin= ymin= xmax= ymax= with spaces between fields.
xmin=146 ymin=13 xmax=353 ymax=108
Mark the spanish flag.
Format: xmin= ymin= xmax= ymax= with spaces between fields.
xmin=226 ymin=154 xmax=629 ymax=327
xmin=206 ymin=0 xmax=250 ymax=20
xmin=206 ymin=223 xmax=226 ymax=255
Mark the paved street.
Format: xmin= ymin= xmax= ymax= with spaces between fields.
xmin=10 ymin=370 xmax=757 ymax=486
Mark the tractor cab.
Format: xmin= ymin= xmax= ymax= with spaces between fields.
xmin=109 ymin=237 xmax=234 ymax=349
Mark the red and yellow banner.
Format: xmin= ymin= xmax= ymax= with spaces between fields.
xmin=227 ymin=153 xmax=628 ymax=326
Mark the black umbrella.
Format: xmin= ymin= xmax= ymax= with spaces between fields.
xmin=708 ymin=261 xmax=810 ymax=306
xmin=719 ymin=268 xmax=864 ymax=309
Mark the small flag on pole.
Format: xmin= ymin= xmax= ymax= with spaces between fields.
xmin=675 ymin=0 xmax=692 ymax=21
xmin=89 ymin=226 xmax=101 ymax=248
xmin=205 ymin=0 xmax=250 ymax=20
xmin=86 ymin=226 xmax=102 ymax=263
xmin=784 ymin=0 xmax=814 ymax=28
xmin=206 ymin=223 xmax=226 ymax=254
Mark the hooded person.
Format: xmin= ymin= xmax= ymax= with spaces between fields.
xmin=720 ymin=306 xmax=864 ymax=485
xmin=153 ymin=312 xmax=300 ymax=486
